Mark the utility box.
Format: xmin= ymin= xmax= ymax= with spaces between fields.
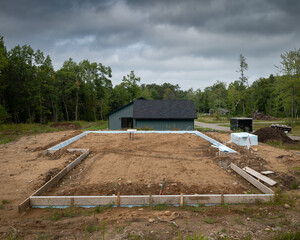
xmin=230 ymin=118 xmax=253 ymax=132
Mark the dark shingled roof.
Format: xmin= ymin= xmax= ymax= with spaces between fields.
xmin=133 ymin=99 xmax=197 ymax=119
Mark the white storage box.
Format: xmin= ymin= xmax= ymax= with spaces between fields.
xmin=230 ymin=132 xmax=258 ymax=146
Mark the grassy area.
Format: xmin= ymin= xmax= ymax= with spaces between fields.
xmin=0 ymin=120 xmax=108 ymax=144
xmin=194 ymin=125 xmax=216 ymax=132
xmin=196 ymin=115 xmax=229 ymax=123
xmin=78 ymin=120 xmax=108 ymax=130
xmin=265 ymin=140 xmax=300 ymax=151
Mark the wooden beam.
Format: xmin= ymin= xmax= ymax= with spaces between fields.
xmin=18 ymin=150 xmax=89 ymax=214
xmin=243 ymin=167 xmax=276 ymax=186
xmin=230 ymin=163 xmax=274 ymax=194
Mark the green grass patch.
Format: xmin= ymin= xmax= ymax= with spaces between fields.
xmin=272 ymin=229 xmax=300 ymax=240
xmin=183 ymin=233 xmax=209 ymax=240
xmin=0 ymin=205 xmax=3 ymax=209
xmin=265 ymin=140 xmax=300 ymax=151
xmin=82 ymin=120 xmax=108 ymax=130
xmin=86 ymin=224 xmax=101 ymax=233
xmin=293 ymin=167 xmax=300 ymax=174
xmin=153 ymin=204 xmax=169 ymax=211
xmin=0 ymin=123 xmax=64 ymax=144
xmin=94 ymin=203 xmax=114 ymax=213
xmin=194 ymin=126 xmax=216 ymax=132
xmin=0 ymin=120 xmax=109 ymax=144
xmin=196 ymin=115 xmax=228 ymax=123
xmin=47 ymin=207 xmax=81 ymax=221
xmin=204 ymin=217 xmax=216 ymax=224
xmin=2 ymin=200 xmax=9 ymax=204
xmin=180 ymin=205 xmax=207 ymax=212
xmin=265 ymin=191 xmax=295 ymax=207
xmin=219 ymin=124 xmax=230 ymax=127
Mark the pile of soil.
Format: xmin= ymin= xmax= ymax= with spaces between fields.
xmin=252 ymin=110 xmax=276 ymax=120
xmin=253 ymin=127 xmax=295 ymax=144
xmin=50 ymin=122 xmax=81 ymax=130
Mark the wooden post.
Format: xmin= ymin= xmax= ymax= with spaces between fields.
xmin=117 ymin=192 xmax=120 ymax=208
xmin=273 ymin=189 xmax=277 ymax=202
xmin=149 ymin=194 xmax=152 ymax=208
xmin=180 ymin=193 xmax=184 ymax=207
xmin=70 ymin=197 xmax=74 ymax=207
xmin=221 ymin=192 xmax=224 ymax=205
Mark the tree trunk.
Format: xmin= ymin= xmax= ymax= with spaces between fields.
xmin=291 ymin=87 xmax=294 ymax=127
xmin=94 ymin=105 xmax=97 ymax=121
xmin=51 ymin=98 xmax=58 ymax=122
xmin=75 ymin=91 xmax=79 ymax=121
xmin=62 ymin=97 xmax=69 ymax=121
xmin=27 ymin=105 xmax=32 ymax=124
xmin=100 ymin=100 xmax=103 ymax=120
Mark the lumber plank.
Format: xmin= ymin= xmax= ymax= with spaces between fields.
xmin=231 ymin=163 xmax=274 ymax=194
xmin=19 ymin=150 xmax=89 ymax=213
xmin=32 ymin=169 xmax=67 ymax=197
xmin=18 ymin=198 xmax=30 ymax=214
xmin=243 ymin=167 xmax=276 ymax=186
xmin=66 ymin=150 xmax=89 ymax=171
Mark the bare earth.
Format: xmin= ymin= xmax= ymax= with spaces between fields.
xmin=0 ymin=130 xmax=299 ymax=239
xmin=45 ymin=133 xmax=249 ymax=196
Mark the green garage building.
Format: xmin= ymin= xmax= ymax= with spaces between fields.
xmin=108 ymin=98 xmax=197 ymax=130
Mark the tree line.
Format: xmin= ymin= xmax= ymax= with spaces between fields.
xmin=0 ymin=36 xmax=299 ymax=124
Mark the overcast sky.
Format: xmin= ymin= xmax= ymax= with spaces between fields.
xmin=1 ymin=0 xmax=299 ymax=90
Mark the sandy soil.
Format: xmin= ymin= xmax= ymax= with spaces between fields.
xmin=45 ymin=133 xmax=249 ymax=196
xmin=0 ymin=130 xmax=299 ymax=239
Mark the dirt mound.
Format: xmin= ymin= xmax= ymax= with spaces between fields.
xmin=43 ymin=168 xmax=61 ymax=182
xmin=252 ymin=110 xmax=276 ymax=120
xmin=50 ymin=122 xmax=81 ymax=130
xmin=253 ymin=127 xmax=295 ymax=144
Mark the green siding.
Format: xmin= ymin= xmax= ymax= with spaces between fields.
xmin=108 ymin=103 xmax=134 ymax=130
xmin=136 ymin=119 xmax=194 ymax=130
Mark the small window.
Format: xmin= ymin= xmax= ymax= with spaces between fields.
xmin=121 ymin=118 xmax=133 ymax=129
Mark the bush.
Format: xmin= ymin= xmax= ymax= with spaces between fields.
xmin=0 ymin=105 xmax=10 ymax=123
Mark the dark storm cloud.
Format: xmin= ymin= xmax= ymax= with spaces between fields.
xmin=1 ymin=0 xmax=299 ymax=89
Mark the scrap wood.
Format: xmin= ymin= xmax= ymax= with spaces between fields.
xmin=243 ymin=167 xmax=277 ymax=186
xmin=261 ymin=170 xmax=274 ymax=175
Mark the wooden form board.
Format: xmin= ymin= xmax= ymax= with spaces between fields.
xmin=243 ymin=167 xmax=277 ymax=186
xmin=18 ymin=150 xmax=89 ymax=214
xmin=230 ymin=163 xmax=274 ymax=194
xmin=30 ymin=194 xmax=274 ymax=207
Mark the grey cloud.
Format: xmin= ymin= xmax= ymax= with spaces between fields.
xmin=0 ymin=0 xmax=299 ymax=90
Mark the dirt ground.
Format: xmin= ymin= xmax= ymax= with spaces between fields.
xmin=45 ymin=133 xmax=250 ymax=196
xmin=0 ymin=130 xmax=299 ymax=239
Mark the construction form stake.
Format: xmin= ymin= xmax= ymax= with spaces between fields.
xmin=159 ymin=178 xmax=165 ymax=195
xmin=180 ymin=193 xmax=184 ymax=207
xmin=117 ymin=192 xmax=120 ymax=207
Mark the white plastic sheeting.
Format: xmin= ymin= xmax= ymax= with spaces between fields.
xmin=230 ymin=133 xmax=258 ymax=146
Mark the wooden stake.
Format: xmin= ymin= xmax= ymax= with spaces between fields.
xmin=117 ymin=192 xmax=120 ymax=207
xmin=70 ymin=197 xmax=74 ymax=207
xmin=149 ymin=194 xmax=152 ymax=208
xmin=273 ymin=189 xmax=277 ymax=202
xmin=180 ymin=193 xmax=184 ymax=207
xmin=221 ymin=192 xmax=224 ymax=205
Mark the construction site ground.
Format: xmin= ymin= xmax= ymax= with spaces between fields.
xmin=0 ymin=130 xmax=299 ymax=239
